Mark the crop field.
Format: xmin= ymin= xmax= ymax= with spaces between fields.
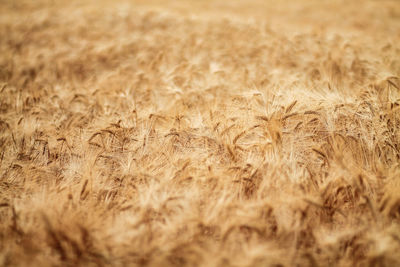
xmin=1 ymin=0 xmax=400 ymax=266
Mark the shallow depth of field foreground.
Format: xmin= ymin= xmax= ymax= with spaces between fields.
xmin=1 ymin=0 xmax=400 ymax=266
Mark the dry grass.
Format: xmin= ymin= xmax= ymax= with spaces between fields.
xmin=1 ymin=0 xmax=400 ymax=266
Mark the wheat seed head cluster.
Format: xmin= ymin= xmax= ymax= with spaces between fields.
xmin=0 ymin=0 xmax=400 ymax=266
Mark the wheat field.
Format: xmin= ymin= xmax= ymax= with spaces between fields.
xmin=1 ymin=0 xmax=400 ymax=266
